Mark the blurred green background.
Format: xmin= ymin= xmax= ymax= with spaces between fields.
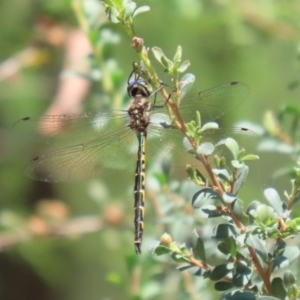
xmin=1 ymin=0 xmax=300 ymax=299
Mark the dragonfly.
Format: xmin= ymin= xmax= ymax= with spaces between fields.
xmin=15 ymin=71 xmax=252 ymax=254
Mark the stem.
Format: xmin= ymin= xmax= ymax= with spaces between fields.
xmin=181 ymin=271 xmax=199 ymax=300
xmin=189 ymin=256 xmax=210 ymax=271
xmin=131 ymin=265 xmax=141 ymax=296
xmin=248 ymin=246 xmax=272 ymax=295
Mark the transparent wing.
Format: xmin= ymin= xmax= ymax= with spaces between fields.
xmin=15 ymin=82 xmax=252 ymax=183
xmin=17 ymin=114 xmax=258 ymax=182
xmin=24 ymin=128 xmax=139 ymax=182
xmin=146 ymin=123 xmax=258 ymax=169
xmin=15 ymin=111 xmax=139 ymax=182
xmin=153 ymin=82 xmax=251 ymax=123
xmin=14 ymin=110 xmax=129 ymax=148
xmin=146 ymin=124 xmax=260 ymax=194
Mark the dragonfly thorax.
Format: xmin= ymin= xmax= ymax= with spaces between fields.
xmin=128 ymin=95 xmax=152 ymax=134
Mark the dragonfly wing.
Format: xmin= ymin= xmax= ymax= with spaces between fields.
xmin=147 ymin=124 xmax=258 ymax=171
xmin=152 ymin=82 xmax=251 ymax=124
xmin=24 ymin=126 xmax=138 ymax=182
xmin=14 ymin=111 xmax=129 ymax=148
xmin=179 ymin=82 xmax=251 ymax=123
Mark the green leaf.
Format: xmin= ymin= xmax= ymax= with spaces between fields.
xmin=272 ymin=256 xmax=289 ymax=271
xmin=256 ymin=204 xmax=274 ymax=224
xmin=218 ymin=237 xmax=237 ymax=257
xmin=123 ymin=1 xmax=136 ymax=19
xmin=171 ymin=252 xmax=189 ymax=263
xmin=232 ymin=199 xmax=248 ymax=224
xmin=177 ymin=264 xmax=193 ymax=272
xmin=178 ymin=73 xmax=195 ymax=99
xmin=292 ymin=188 xmax=300 ymax=205
xmin=210 ymin=263 xmax=233 ymax=281
xmin=177 ymin=60 xmax=190 ymax=73
xmin=214 ymin=224 xmax=237 ymax=239
xmin=246 ymin=200 xmax=260 ymax=223
xmin=192 ymin=188 xmax=222 ymax=209
xmin=256 ymin=297 xmax=281 ymax=300
xmin=266 ymin=226 xmax=280 ymax=238
xmin=187 ymin=266 xmax=207 ymax=277
xmin=246 ymin=200 xmax=261 ymax=214
xmin=216 ymin=138 xmax=240 ymax=159
xmin=222 ymin=193 xmax=237 ymax=204
xmin=274 ymin=239 xmax=286 ymax=256
xmin=179 ymin=243 xmax=190 ymax=255
xmin=173 ymin=45 xmax=182 ymax=63
xmin=283 ymin=246 xmax=300 ymax=263
xmin=286 ymin=217 xmax=300 ymax=230
xmin=186 ymin=165 xmax=206 ymax=185
xmin=160 ymin=55 xmax=173 ymax=70
xmin=151 ymin=47 xmax=171 ymax=68
xmin=213 ymin=169 xmax=231 ymax=182
xmin=232 ymin=165 xmax=249 ymax=194
xmin=271 ymin=277 xmax=287 ymax=300
xmin=191 ymin=229 xmax=206 ymax=262
xmin=197 ymin=142 xmax=214 ymax=155
xmin=106 ymin=7 xmax=120 ymax=23
xmin=281 ymin=103 xmax=300 ymax=115
xmin=201 ymin=122 xmax=219 ymax=131
xmin=220 ymin=290 xmax=257 ymax=299
xmin=264 ymin=188 xmax=283 ymax=216
xmin=132 ymin=5 xmax=150 ymax=18
xmin=283 ymin=270 xmax=296 ymax=286
xmin=241 ymin=154 xmax=260 ymax=161
xmin=231 ymin=160 xmax=244 ymax=169
xmin=214 ymin=281 xmax=234 ymax=292
xmin=246 ymin=235 xmax=268 ymax=263
xmin=153 ymin=244 xmax=172 ymax=255
xmin=287 ymin=284 xmax=300 ymax=300
xmin=200 ymin=205 xmax=224 ymax=218
xmin=218 ymin=242 xmax=230 ymax=255
xmin=232 ymin=263 xmax=252 ymax=287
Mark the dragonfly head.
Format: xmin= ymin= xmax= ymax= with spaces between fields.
xmin=127 ymin=73 xmax=152 ymax=99
xmin=127 ymin=82 xmax=152 ymax=99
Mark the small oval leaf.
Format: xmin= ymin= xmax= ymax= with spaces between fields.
xmin=191 ymin=229 xmax=206 ymax=262
xmin=192 ymin=188 xmax=222 ymax=209
xmin=220 ymin=290 xmax=257 ymax=299
xmin=201 ymin=122 xmax=219 ymax=131
xmin=123 ymin=2 xmax=136 ymax=18
xmin=178 ymin=73 xmax=195 ymax=99
xmin=272 ymin=256 xmax=289 ymax=271
xmin=233 ymin=165 xmax=249 ymax=194
xmin=132 ymin=5 xmax=150 ymax=18
xmin=177 ymin=60 xmax=190 ymax=73
xmin=283 ymin=270 xmax=296 ymax=286
xmin=197 ymin=142 xmax=214 ymax=155
xmin=210 ymin=263 xmax=232 ymax=281
xmin=223 ymin=137 xmax=239 ymax=159
xmin=152 ymin=47 xmax=164 ymax=63
xmin=223 ymin=193 xmax=237 ymax=204
xmin=283 ymin=246 xmax=300 ymax=263
xmin=256 ymin=204 xmax=274 ymax=224
xmin=214 ymin=281 xmax=234 ymax=292
xmin=198 ymin=205 xmax=223 ymax=218
xmin=271 ymin=277 xmax=287 ymax=300
xmin=264 ymin=188 xmax=283 ymax=216
xmin=214 ymin=224 xmax=236 ymax=239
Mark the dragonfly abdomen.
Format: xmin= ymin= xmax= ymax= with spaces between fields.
xmin=133 ymin=132 xmax=147 ymax=254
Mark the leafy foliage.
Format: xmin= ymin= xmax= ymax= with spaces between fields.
xmin=3 ymin=0 xmax=300 ymax=299
xmin=99 ymin=1 xmax=300 ymax=299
